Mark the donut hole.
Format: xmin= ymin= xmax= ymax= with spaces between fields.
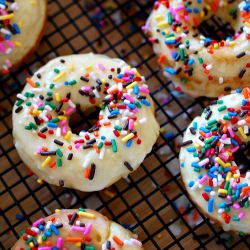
xmin=198 ymin=15 xmax=236 ymax=42
xmin=68 ymin=105 xmax=101 ymax=135
xmin=234 ymin=142 xmax=250 ymax=174
xmin=94 ymin=232 xmax=102 ymax=242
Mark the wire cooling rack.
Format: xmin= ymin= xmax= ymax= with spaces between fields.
xmin=0 ymin=0 xmax=250 ymax=249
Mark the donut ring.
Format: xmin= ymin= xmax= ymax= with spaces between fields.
xmin=12 ymin=54 xmax=160 ymax=192
xmin=179 ymin=87 xmax=250 ymax=233
xmin=12 ymin=208 xmax=143 ymax=249
xmin=145 ymin=0 xmax=250 ymax=97
xmin=0 ymin=0 xmax=47 ymax=74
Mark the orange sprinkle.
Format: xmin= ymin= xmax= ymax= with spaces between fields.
xmin=49 ymin=160 xmax=56 ymax=168
xmin=84 ymin=168 xmax=91 ymax=179
xmin=192 ymin=16 xmax=200 ymax=26
xmin=158 ymin=54 xmax=166 ymax=63
xmin=93 ymin=144 xmax=100 ymax=154
xmin=46 ymin=241 xmax=52 ymax=246
xmin=29 ymin=107 xmax=34 ymax=115
xmin=26 ymin=77 xmax=37 ymax=88
xmin=68 ymin=145 xmax=72 ymax=150
xmin=242 ymin=87 xmax=250 ymax=99
xmin=211 ymin=0 xmax=219 ymax=12
xmin=93 ymin=131 xmax=99 ymax=137
xmin=112 ymin=236 xmax=124 ymax=247
xmin=103 ymin=121 xmax=111 ymax=126
xmin=65 ymin=237 xmax=84 ymax=242
xmin=246 ymin=117 xmax=250 ymax=124
xmin=110 ymin=103 xmax=116 ymax=109
xmin=83 ymin=72 xmax=89 ymax=77
xmin=49 ymin=216 xmax=56 ymax=222
xmin=113 ymin=77 xmax=124 ymax=83
xmin=199 ymin=131 xmax=206 ymax=137
xmin=99 ymin=114 xmax=104 ymax=120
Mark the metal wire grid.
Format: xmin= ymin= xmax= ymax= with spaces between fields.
xmin=0 ymin=0 xmax=250 ymax=249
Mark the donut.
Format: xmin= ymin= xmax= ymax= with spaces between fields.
xmin=12 ymin=208 xmax=143 ymax=249
xmin=179 ymin=87 xmax=250 ymax=233
xmin=0 ymin=0 xmax=47 ymax=74
xmin=144 ymin=0 xmax=250 ymax=97
xmin=12 ymin=53 xmax=160 ymax=192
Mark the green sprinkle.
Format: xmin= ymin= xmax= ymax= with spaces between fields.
xmin=24 ymin=92 xmax=30 ymax=97
xmin=45 ymin=101 xmax=56 ymax=109
xmin=244 ymin=201 xmax=249 ymax=207
xmin=218 ymin=166 xmax=223 ymax=173
xmin=79 ymin=208 xmax=85 ymax=212
xmin=224 ymin=181 xmax=230 ymax=190
xmin=50 ymin=117 xmax=60 ymax=123
xmin=42 ymin=235 xmax=47 ymax=241
xmin=207 ymin=119 xmax=217 ymax=126
xmin=239 ymin=231 xmax=246 ymax=236
xmin=57 ymin=158 xmax=62 ymax=167
xmin=16 ymin=100 xmax=24 ymax=106
xmin=56 ymin=149 xmax=63 ymax=157
xmin=217 ymin=99 xmax=223 ymax=104
xmin=111 ymin=138 xmax=117 ymax=153
xmin=98 ymin=142 xmax=103 ymax=149
xmin=232 ymin=216 xmax=240 ymax=221
xmin=54 ymin=68 xmax=60 ymax=74
xmin=35 ymin=82 xmax=40 ymax=87
xmin=135 ymin=101 xmax=142 ymax=108
xmin=25 ymin=125 xmax=32 ymax=130
xmin=194 ymin=167 xmax=201 ymax=172
xmin=225 ymin=206 xmax=230 ymax=212
xmin=30 ymin=122 xmax=38 ymax=130
xmin=85 ymin=246 xmax=95 ymax=250
xmin=228 ymin=187 xmax=232 ymax=195
xmin=49 ymin=83 xmax=55 ymax=89
xmin=218 ymin=105 xmax=227 ymax=112
xmin=26 ymin=102 xmax=32 ymax=106
xmin=38 ymin=106 xmax=44 ymax=111
xmin=69 ymin=80 xmax=77 ymax=85
xmin=167 ymin=12 xmax=172 ymax=25
xmin=198 ymin=57 xmax=203 ymax=64
xmin=114 ymin=125 xmax=122 ymax=131
xmin=181 ymin=78 xmax=187 ymax=83
xmin=223 ymin=115 xmax=231 ymax=121
xmin=180 ymin=48 xmax=185 ymax=61
xmin=26 ymin=237 xmax=34 ymax=244
xmin=47 ymin=91 xmax=53 ymax=96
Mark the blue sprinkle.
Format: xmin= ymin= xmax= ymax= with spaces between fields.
xmin=187 ymin=147 xmax=196 ymax=152
xmin=187 ymin=58 xmax=195 ymax=65
xmin=193 ymin=7 xmax=200 ymax=13
xmin=16 ymin=214 xmax=24 ymax=220
xmin=117 ymin=73 xmax=123 ymax=79
xmin=101 ymin=135 xmax=106 ymax=140
xmin=50 ymin=224 xmax=59 ymax=236
xmin=13 ymin=23 xmax=21 ymax=34
xmin=39 ymin=225 xmax=45 ymax=231
xmin=198 ymin=174 xmax=203 ymax=179
xmin=180 ymin=162 xmax=185 ymax=168
xmin=208 ymin=198 xmax=214 ymax=213
xmin=121 ymin=224 xmax=133 ymax=229
xmin=47 ymin=122 xmax=58 ymax=128
xmin=219 ymin=202 xmax=226 ymax=209
xmin=64 ymin=81 xmax=69 ymax=85
xmin=200 ymin=127 xmax=209 ymax=133
xmin=207 ymin=172 xmax=215 ymax=178
xmin=110 ymin=109 xmax=119 ymax=115
xmin=231 ymin=138 xmax=239 ymax=146
xmin=141 ymin=99 xmax=151 ymax=106
xmin=242 ymin=99 xmax=247 ymax=106
xmin=209 ymin=166 xmax=217 ymax=172
xmin=126 ymin=139 xmax=133 ymax=148
xmin=164 ymin=132 xmax=174 ymax=140
xmin=236 ymin=88 xmax=242 ymax=93
xmin=197 ymin=0 xmax=202 ymax=3
xmin=204 ymin=186 xmax=212 ymax=192
xmin=193 ymin=122 xmax=198 ymax=130
xmin=45 ymin=230 xmax=52 ymax=237
xmin=236 ymin=183 xmax=248 ymax=190
xmin=188 ymin=180 xmax=195 ymax=187
xmin=165 ymin=67 xmax=176 ymax=75
xmin=133 ymin=85 xmax=139 ymax=95
xmin=243 ymin=3 xmax=250 ymax=11
xmin=128 ymin=103 xmax=136 ymax=109
xmin=235 ymin=189 xmax=240 ymax=198
xmin=224 ymin=167 xmax=230 ymax=173
xmin=171 ymin=51 xmax=178 ymax=60
xmin=5 ymin=34 xmax=11 ymax=40
xmin=191 ymin=162 xmax=199 ymax=168
xmin=186 ymin=7 xmax=192 ymax=12
xmin=165 ymin=39 xmax=176 ymax=45
xmin=228 ymin=111 xmax=237 ymax=117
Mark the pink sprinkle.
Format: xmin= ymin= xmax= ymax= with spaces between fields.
xmin=226 ymin=195 xmax=232 ymax=201
xmin=227 ymin=127 xmax=235 ymax=137
xmin=198 ymin=175 xmax=207 ymax=184
xmin=65 ymin=107 xmax=75 ymax=115
xmin=198 ymin=158 xmax=209 ymax=167
xmin=205 ymin=132 xmax=212 ymax=138
xmin=232 ymin=203 xmax=240 ymax=210
xmin=0 ymin=43 xmax=6 ymax=53
xmin=128 ymin=119 xmax=134 ymax=130
xmin=71 ymin=225 xmax=85 ymax=232
xmin=84 ymin=223 xmax=92 ymax=236
xmin=38 ymin=101 xmax=44 ymax=107
xmin=218 ymin=154 xmax=228 ymax=162
xmin=122 ymin=77 xmax=130 ymax=82
xmin=175 ymin=5 xmax=184 ymax=11
xmin=221 ymin=134 xmax=227 ymax=140
xmin=124 ymin=70 xmax=134 ymax=75
xmin=98 ymin=63 xmax=105 ymax=71
xmin=238 ymin=211 xmax=246 ymax=219
xmin=132 ymin=108 xmax=138 ymax=114
xmin=38 ymin=247 xmax=51 ymax=250
xmin=62 ymin=126 xmax=67 ymax=135
xmin=59 ymin=120 xmax=67 ymax=126
xmin=139 ymin=86 xmax=150 ymax=94
xmin=5 ymin=40 xmax=15 ymax=48
xmin=231 ymin=183 xmax=237 ymax=189
xmin=75 ymin=143 xmax=81 ymax=149
xmin=205 ymin=148 xmax=211 ymax=157
xmin=56 ymin=237 xmax=63 ymax=248
xmin=124 ymin=93 xmax=135 ymax=103
xmin=32 ymin=218 xmax=45 ymax=227
xmin=83 ymin=86 xmax=91 ymax=92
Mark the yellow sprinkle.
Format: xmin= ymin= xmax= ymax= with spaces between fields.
xmin=233 ymin=174 xmax=240 ymax=179
xmin=157 ymin=21 xmax=169 ymax=28
xmin=218 ymin=189 xmax=228 ymax=195
xmin=205 ymin=4 xmax=211 ymax=11
xmin=121 ymin=133 xmax=134 ymax=142
xmin=75 ymin=243 xmax=81 ymax=247
xmin=226 ymin=172 xmax=232 ymax=181
xmin=176 ymin=27 xmax=181 ymax=33
xmin=155 ymin=15 xmax=164 ymax=21
xmin=163 ymin=29 xmax=169 ymax=35
xmin=37 ymin=178 xmax=43 ymax=184
xmin=193 ymin=143 xmax=201 ymax=149
xmin=55 ymin=209 xmax=61 ymax=213
xmin=85 ymin=65 xmax=92 ymax=71
xmin=215 ymin=157 xmax=226 ymax=167
xmin=18 ymin=21 xmax=22 ymax=28
xmin=126 ymin=81 xmax=138 ymax=89
xmin=0 ymin=13 xmax=14 ymax=21
xmin=200 ymin=11 xmax=205 ymax=18
xmin=55 ymin=93 xmax=61 ymax=102
xmin=14 ymin=41 xmax=22 ymax=47
xmin=245 ymin=22 xmax=250 ymax=28
xmin=134 ymin=122 xmax=138 ymax=127
xmin=65 ymin=131 xmax=72 ymax=140
xmin=30 ymin=0 xmax=37 ymax=6
xmin=79 ymin=211 xmax=95 ymax=219
xmin=42 ymin=156 xmax=52 ymax=168
xmin=53 ymin=71 xmax=66 ymax=82
xmin=238 ymin=127 xmax=247 ymax=140
xmin=58 ymin=115 xmax=67 ymax=120
xmin=101 ymin=78 xmax=107 ymax=83
xmin=29 ymin=242 xmax=34 ymax=247
xmin=37 ymin=236 xmax=42 ymax=244
xmin=213 ymin=43 xmax=219 ymax=49
xmin=69 ymin=64 xmax=75 ymax=71
xmin=229 ymin=41 xmax=236 ymax=46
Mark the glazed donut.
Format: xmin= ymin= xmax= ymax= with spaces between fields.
xmin=12 ymin=208 xmax=143 ymax=250
xmin=144 ymin=0 xmax=250 ymax=97
xmin=179 ymin=87 xmax=250 ymax=233
xmin=0 ymin=0 xmax=47 ymax=74
xmin=12 ymin=53 xmax=159 ymax=192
